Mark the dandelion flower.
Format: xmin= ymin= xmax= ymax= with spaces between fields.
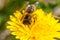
xmin=7 ymin=9 xmax=60 ymax=40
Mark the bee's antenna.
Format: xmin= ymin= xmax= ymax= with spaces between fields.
xmin=19 ymin=0 xmax=29 ymax=12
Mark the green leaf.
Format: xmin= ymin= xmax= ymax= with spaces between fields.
xmin=10 ymin=35 xmax=18 ymax=40
xmin=38 ymin=2 xmax=46 ymax=9
xmin=0 ymin=14 xmax=7 ymax=31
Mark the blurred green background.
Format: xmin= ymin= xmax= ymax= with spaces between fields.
xmin=0 ymin=0 xmax=60 ymax=40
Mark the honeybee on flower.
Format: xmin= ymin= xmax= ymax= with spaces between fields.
xmin=21 ymin=4 xmax=36 ymax=26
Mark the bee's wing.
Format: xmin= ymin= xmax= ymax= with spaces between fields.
xmin=34 ymin=1 xmax=39 ymax=9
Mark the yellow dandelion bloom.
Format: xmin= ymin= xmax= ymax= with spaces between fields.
xmin=7 ymin=9 xmax=60 ymax=40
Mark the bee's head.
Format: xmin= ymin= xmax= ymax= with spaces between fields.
xmin=26 ymin=4 xmax=36 ymax=13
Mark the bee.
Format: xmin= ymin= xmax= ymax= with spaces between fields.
xmin=21 ymin=4 xmax=36 ymax=25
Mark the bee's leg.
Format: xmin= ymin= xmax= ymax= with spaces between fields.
xmin=20 ymin=13 xmax=26 ymax=22
xmin=29 ymin=14 xmax=37 ymax=28
xmin=32 ymin=14 xmax=37 ymax=23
